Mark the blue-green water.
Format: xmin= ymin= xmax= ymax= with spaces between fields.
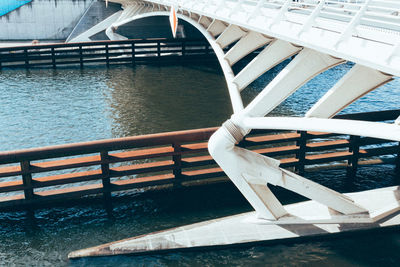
xmin=0 ymin=62 xmax=399 ymax=266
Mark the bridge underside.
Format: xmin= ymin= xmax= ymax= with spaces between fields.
xmin=69 ymin=0 xmax=400 ymax=257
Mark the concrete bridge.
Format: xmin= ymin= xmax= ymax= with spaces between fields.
xmin=67 ymin=0 xmax=400 ymax=258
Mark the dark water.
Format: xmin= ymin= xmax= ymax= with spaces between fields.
xmin=0 ymin=62 xmax=399 ymax=266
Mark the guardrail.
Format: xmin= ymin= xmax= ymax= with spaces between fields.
xmin=217 ymin=0 xmax=400 ymax=35
xmin=0 ymin=109 xmax=398 ymax=209
xmin=0 ymin=38 xmax=215 ymax=69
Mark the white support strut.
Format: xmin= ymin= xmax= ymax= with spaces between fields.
xmin=224 ymin=31 xmax=272 ymax=66
xmin=232 ymin=39 xmax=301 ymax=91
xmin=306 ymin=65 xmax=393 ymax=119
xmin=242 ymin=48 xmax=345 ymax=117
xmin=216 ymin=24 xmax=247 ymax=49
xmin=208 ymin=120 xmax=368 ymax=222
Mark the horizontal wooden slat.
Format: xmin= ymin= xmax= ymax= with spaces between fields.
xmin=0 ymin=165 xmax=21 ymax=178
xmin=359 ymin=146 xmax=398 ymax=157
xmin=111 ymin=173 xmax=175 ymax=191
xmin=30 ymin=155 xmax=101 ymax=173
xmin=110 ymin=160 xmax=174 ymax=176
xmin=0 ymin=180 xmax=24 ymax=193
xmin=306 ymin=139 xmax=350 ymax=151
xmin=244 ymin=132 xmax=300 ymax=145
xmin=307 ymin=131 xmax=340 ymax=139
xmin=33 ymin=169 xmax=103 ymax=188
xmin=280 ymin=157 xmax=299 ymax=167
xmin=255 ymin=145 xmax=299 ymax=157
xmin=181 ymin=142 xmax=208 ymax=153
xmin=182 ymin=155 xmax=215 ymax=167
xmin=35 ymin=183 xmax=103 ymax=197
xmin=306 ymin=151 xmax=352 ymax=164
xmin=182 ymin=167 xmax=225 ymax=180
xmin=109 ymin=146 xmax=174 ymax=162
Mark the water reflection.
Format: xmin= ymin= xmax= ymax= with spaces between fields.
xmin=0 ymin=64 xmax=231 ymax=151
xmin=105 ymin=64 xmax=231 ymax=137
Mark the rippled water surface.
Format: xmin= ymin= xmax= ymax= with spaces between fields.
xmin=0 ymin=62 xmax=399 ymax=266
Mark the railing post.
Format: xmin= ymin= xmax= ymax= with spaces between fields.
xmin=181 ymin=40 xmax=186 ymax=62
xmin=51 ymin=47 xmax=56 ymax=68
xmin=79 ymin=45 xmax=83 ymax=68
xmin=24 ymin=48 xmax=29 ymax=69
xmin=395 ymin=142 xmax=400 ymax=177
xmin=347 ymin=135 xmax=360 ymax=178
xmin=295 ymin=131 xmax=307 ymax=175
xmin=157 ymin=41 xmax=161 ymax=62
xmin=205 ymin=41 xmax=209 ymax=55
xmin=100 ymin=151 xmax=112 ymax=202
xmin=131 ymin=42 xmax=135 ymax=66
xmin=20 ymin=161 xmax=34 ymax=200
xmin=105 ymin=44 xmax=110 ymax=67
xmin=173 ymin=142 xmax=182 ymax=187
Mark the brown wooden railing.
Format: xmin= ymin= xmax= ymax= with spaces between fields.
xmin=0 ymin=109 xmax=399 ymax=209
xmin=0 ymin=38 xmax=215 ymax=69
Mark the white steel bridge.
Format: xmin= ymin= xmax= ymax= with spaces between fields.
xmin=69 ymin=0 xmax=400 ymax=258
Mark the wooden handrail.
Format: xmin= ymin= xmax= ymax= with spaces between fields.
xmin=0 ymin=127 xmax=217 ymax=164
xmin=0 ymin=38 xmax=207 ymax=52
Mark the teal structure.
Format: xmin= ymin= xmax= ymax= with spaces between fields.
xmin=0 ymin=0 xmax=32 ymax=16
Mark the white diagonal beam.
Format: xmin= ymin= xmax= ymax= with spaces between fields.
xmin=242 ymin=48 xmax=344 ymax=117
xmin=215 ymin=24 xmax=247 ymax=49
xmin=306 ymin=65 xmax=393 ymax=119
xmin=241 ymin=117 xmax=400 ymax=142
xmin=232 ymin=40 xmax=301 ymax=91
xmin=198 ymin=15 xmax=212 ymax=29
xmin=68 ymin=11 xmax=123 ymax=43
xmin=206 ymin=19 xmax=227 ymax=37
xmin=224 ymin=31 xmax=272 ymax=66
xmin=242 ymin=159 xmax=367 ymax=215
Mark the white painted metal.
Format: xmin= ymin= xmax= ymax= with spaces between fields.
xmin=306 ymin=65 xmax=393 ymax=118
xmin=298 ymin=0 xmax=326 ymax=37
xmin=209 ymin=120 xmax=367 ymax=220
xmin=242 ymin=49 xmax=344 ymax=117
xmin=137 ymin=0 xmax=400 ymax=76
xmin=208 ymin=124 xmax=287 ymax=220
xmin=395 ymin=116 xmax=400 ymax=126
xmin=232 ymin=39 xmax=301 ymax=91
xmin=215 ymin=24 xmax=247 ymax=48
xmin=68 ymin=11 xmax=123 ymax=42
xmin=106 ymin=26 xmax=129 ymax=40
xmin=198 ymin=15 xmax=212 ymax=29
xmin=206 ymin=19 xmax=228 ymax=36
xmin=224 ymin=31 xmax=272 ymax=66
xmin=69 ymin=186 xmax=400 ymax=258
xmin=241 ymin=117 xmax=400 ymax=142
